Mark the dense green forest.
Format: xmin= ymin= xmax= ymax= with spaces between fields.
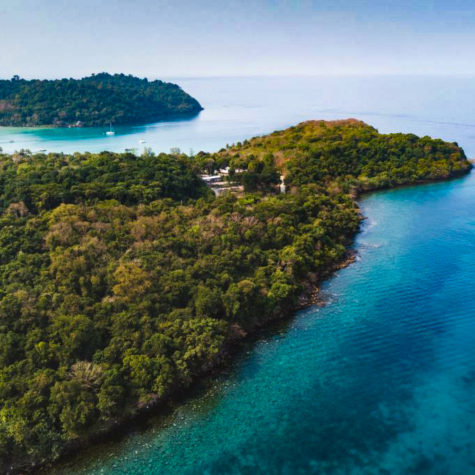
xmin=0 ymin=120 xmax=470 ymax=472
xmin=196 ymin=119 xmax=469 ymax=191
xmin=0 ymin=73 xmax=203 ymax=127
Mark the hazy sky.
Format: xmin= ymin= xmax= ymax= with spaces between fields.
xmin=2 ymin=0 xmax=475 ymax=78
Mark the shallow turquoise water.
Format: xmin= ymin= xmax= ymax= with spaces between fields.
xmin=52 ymin=172 xmax=475 ymax=474
xmin=2 ymin=76 xmax=475 ymax=156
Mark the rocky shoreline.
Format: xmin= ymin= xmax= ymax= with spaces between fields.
xmin=12 ymin=244 xmax=359 ymax=475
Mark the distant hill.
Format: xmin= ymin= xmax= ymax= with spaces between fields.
xmin=0 ymin=73 xmax=203 ymax=127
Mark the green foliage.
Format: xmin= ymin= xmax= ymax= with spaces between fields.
xmin=0 ymin=150 xmax=211 ymax=212
xmin=0 ymin=73 xmax=203 ymax=127
xmin=214 ymin=119 xmax=470 ymax=191
xmin=0 ymin=120 xmax=470 ymax=471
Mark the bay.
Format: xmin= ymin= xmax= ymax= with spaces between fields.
xmin=2 ymin=75 xmax=475 ymax=157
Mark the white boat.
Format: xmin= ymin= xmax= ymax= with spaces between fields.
xmin=106 ymin=123 xmax=115 ymax=136
xmin=139 ymin=139 xmax=146 ymax=144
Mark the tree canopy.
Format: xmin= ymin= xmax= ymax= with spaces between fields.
xmin=0 ymin=120 xmax=470 ymax=472
xmin=0 ymin=73 xmax=203 ymax=127
xmin=199 ymin=119 xmax=469 ymax=192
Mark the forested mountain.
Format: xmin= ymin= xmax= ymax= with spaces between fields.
xmin=0 ymin=121 xmax=470 ymax=472
xmin=0 ymin=73 xmax=203 ymax=127
xmin=197 ymin=119 xmax=470 ymax=191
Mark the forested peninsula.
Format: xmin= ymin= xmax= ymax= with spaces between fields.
xmin=0 ymin=120 xmax=470 ymax=473
xmin=0 ymin=73 xmax=203 ymax=127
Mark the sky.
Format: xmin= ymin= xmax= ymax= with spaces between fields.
xmin=1 ymin=0 xmax=475 ymax=78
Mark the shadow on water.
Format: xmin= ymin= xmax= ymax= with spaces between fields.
xmin=5 ymin=111 xmax=203 ymax=141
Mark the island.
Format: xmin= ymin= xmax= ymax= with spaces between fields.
xmin=0 ymin=73 xmax=203 ymax=127
xmin=0 ymin=120 xmax=470 ymax=473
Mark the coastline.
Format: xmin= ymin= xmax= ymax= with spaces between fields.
xmin=33 ymin=249 xmax=359 ymax=475
xmin=23 ymin=166 xmax=472 ymax=475
xmin=0 ymin=110 xmax=203 ymax=131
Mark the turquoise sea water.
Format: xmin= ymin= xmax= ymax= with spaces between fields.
xmin=36 ymin=76 xmax=475 ymax=473
xmin=51 ymin=174 xmax=475 ymax=474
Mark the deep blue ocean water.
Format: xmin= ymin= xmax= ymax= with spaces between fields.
xmin=39 ymin=76 xmax=475 ymax=474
